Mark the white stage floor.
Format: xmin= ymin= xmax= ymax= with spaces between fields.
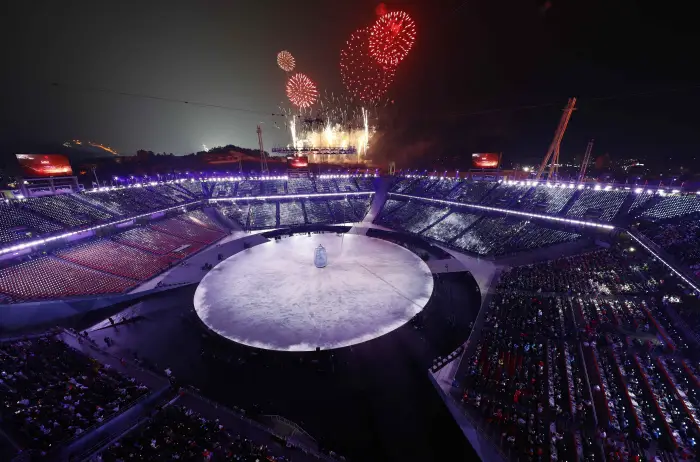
xmin=194 ymin=234 xmax=434 ymax=351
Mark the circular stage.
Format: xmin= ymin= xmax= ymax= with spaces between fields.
xmin=193 ymin=233 xmax=434 ymax=351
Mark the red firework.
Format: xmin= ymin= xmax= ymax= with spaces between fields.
xmin=286 ymin=73 xmax=318 ymax=108
xmin=369 ymin=11 xmax=416 ymax=67
xmin=340 ymin=27 xmax=396 ymax=105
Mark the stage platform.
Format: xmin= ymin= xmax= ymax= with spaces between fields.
xmin=194 ymin=234 xmax=434 ymax=351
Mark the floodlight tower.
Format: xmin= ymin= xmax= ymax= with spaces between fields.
xmin=535 ymin=97 xmax=577 ymax=181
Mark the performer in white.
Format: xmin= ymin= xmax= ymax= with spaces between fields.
xmin=314 ymin=244 xmax=327 ymax=268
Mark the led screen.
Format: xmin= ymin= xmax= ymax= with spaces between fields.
xmin=16 ymin=154 xmax=73 ymax=177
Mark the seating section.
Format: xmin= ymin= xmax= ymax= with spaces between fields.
xmin=355 ymin=176 xmax=374 ymax=191
xmin=382 ymin=202 xmax=450 ymax=234
xmin=83 ymin=187 xmax=176 ymax=215
xmin=453 ymin=217 xmax=527 ymax=255
xmin=99 ymin=405 xmax=280 ymax=462
xmin=518 ymin=186 xmax=576 ymax=214
xmin=566 ymin=189 xmax=628 ymax=222
xmin=314 ymin=178 xmax=335 ymax=193
xmin=377 ymin=199 xmax=407 ymax=218
xmin=261 ymin=179 xmax=286 ymax=195
xmin=425 ymin=178 xmax=460 ymax=198
xmin=335 ymin=177 xmax=359 ymax=192
xmin=279 ymin=200 xmax=305 ymax=226
xmin=496 ymin=248 xmax=651 ymax=295
xmin=638 ymin=194 xmax=700 ymax=220
xmin=213 ymin=197 xmax=369 ymax=229
xmin=503 ymin=222 xmax=581 ymax=254
xmin=328 ymin=198 xmax=364 ymax=222
xmin=211 ymin=181 xmax=238 ymax=197
xmin=55 ymin=239 xmax=174 ymax=280
xmin=151 ymin=215 xmax=225 ymax=244
xmin=458 ymin=245 xmax=700 ymax=461
xmin=112 ymin=226 xmax=203 ymax=256
xmin=640 ymin=212 xmax=700 ymax=279
xmin=0 ymin=202 xmax=64 ymax=244
xmin=148 ymin=184 xmax=193 ymax=203
xmin=176 ymin=180 xmax=206 ymax=198
xmin=445 ymin=181 xmax=495 ymax=203
xmin=287 ymin=177 xmax=315 ymax=194
xmin=236 ymin=180 xmax=262 ymax=197
xmin=401 ymin=178 xmax=438 ymax=196
xmin=178 ymin=209 xmax=225 ymax=231
xmin=218 ymin=203 xmax=251 ymax=228
xmin=0 ymin=336 xmax=150 ymax=454
xmin=249 ymin=202 xmax=277 ymax=228
xmin=391 ymin=177 xmax=419 ymax=193
xmin=0 ymin=176 xmax=375 ymax=247
xmin=480 ymin=183 xmax=531 ymax=206
xmin=422 ymin=212 xmax=481 ymax=243
xmin=375 ymin=200 xmax=421 ymax=229
xmin=304 ymin=199 xmax=333 ymax=223
xmin=348 ymin=197 xmax=371 ymax=221
xmin=628 ymin=192 xmax=654 ymax=216
xmin=23 ymin=194 xmax=117 ymax=227
xmin=376 ymin=199 xmax=581 ymax=256
xmin=0 ymin=257 xmax=135 ymax=301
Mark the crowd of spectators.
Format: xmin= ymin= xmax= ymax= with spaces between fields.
xmin=494 ymin=248 xmax=655 ymax=295
xmin=0 ymin=335 xmax=149 ymax=456
xmin=218 ymin=197 xmax=371 ymax=230
xmin=375 ymin=199 xmax=582 ymax=257
xmin=639 ymin=212 xmax=700 ymax=280
xmin=389 ymin=177 xmax=700 ymax=228
xmin=97 ymin=405 xmax=290 ymax=462
xmin=456 ymin=244 xmax=700 ymax=461
xmin=0 ymin=175 xmax=374 ymax=248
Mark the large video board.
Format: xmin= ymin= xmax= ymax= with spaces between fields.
xmin=471 ymin=153 xmax=501 ymax=169
xmin=16 ymin=154 xmax=73 ymax=177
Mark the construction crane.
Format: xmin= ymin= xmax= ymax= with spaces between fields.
xmin=257 ymin=125 xmax=269 ymax=175
xmin=535 ymin=97 xmax=577 ymax=181
xmin=578 ymin=139 xmax=594 ymax=182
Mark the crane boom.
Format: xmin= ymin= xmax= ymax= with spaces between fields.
xmin=535 ymin=97 xmax=576 ymax=180
xmin=578 ymin=139 xmax=594 ymax=182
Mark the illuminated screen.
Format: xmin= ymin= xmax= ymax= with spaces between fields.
xmin=287 ymin=156 xmax=309 ymax=168
xmin=472 ymin=153 xmax=500 ymax=169
xmin=16 ymin=154 xmax=73 ymax=177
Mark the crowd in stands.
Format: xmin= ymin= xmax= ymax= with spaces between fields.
xmin=0 ymin=333 xmax=325 ymax=461
xmin=375 ymin=199 xmax=582 ymax=257
xmin=639 ymin=212 xmax=700 ymax=280
xmin=0 ymin=335 xmax=149 ymax=456
xmin=209 ymin=175 xmax=372 ymax=198
xmin=389 ymin=177 xmax=700 ymax=225
xmin=456 ymin=244 xmax=700 ymax=462
xmin=0 ymin=176 xmax=373 ymax=249
xmin=219 ymin=197 xmax=370 ymax=229
xmin=565 ymin=190 xmax=628 ymax=222
xmin=0 ymin=201 xmax=64 ymax=244
xmin=98 ymin=405 xmax=288 ymax=462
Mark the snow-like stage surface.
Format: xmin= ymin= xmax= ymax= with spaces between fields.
xmin=194 ymin=234 xmax=434 ymax=351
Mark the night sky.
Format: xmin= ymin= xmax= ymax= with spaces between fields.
xmin=1 ymin=0 xmax=698 ymax=170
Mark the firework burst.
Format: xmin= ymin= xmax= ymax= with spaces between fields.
xmin=369 ymin=11 xmax=416 ymax=67
xmin=340 ymin=27 xmax=395 ymax=105
xmin=286 ymin=73 xmax=318 ymax=108
xmin=277 ymin=50 xmax=295 ymax=72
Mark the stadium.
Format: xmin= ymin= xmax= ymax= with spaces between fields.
xmin=2 ymin=168 xmax=700 ymax=462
